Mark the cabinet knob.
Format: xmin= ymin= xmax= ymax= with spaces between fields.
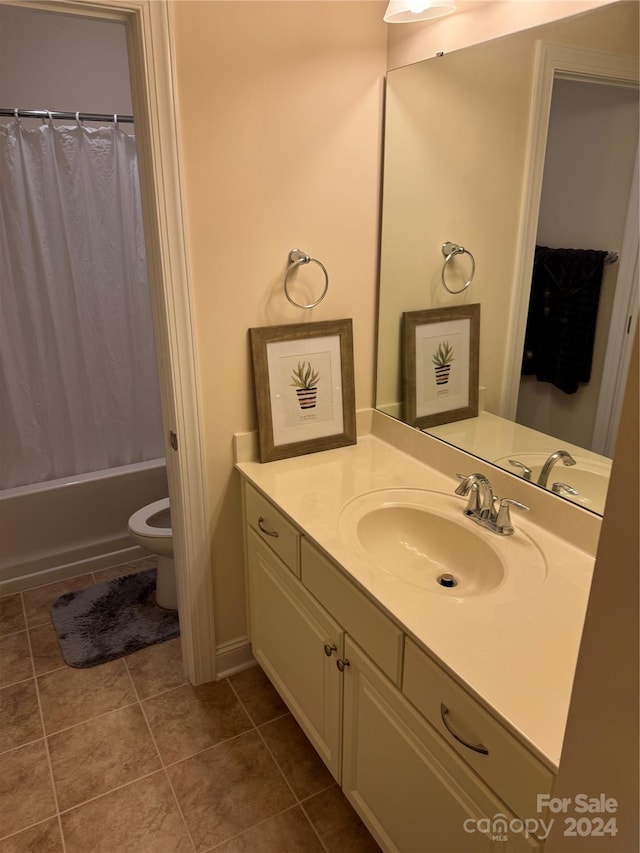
xmin=323 ymin=643 xmax=337 ymax=657
xmin=336 ymin=658 xmax=350 ymax=672
xmin=258 ymin=517 xmax=279 ymax=538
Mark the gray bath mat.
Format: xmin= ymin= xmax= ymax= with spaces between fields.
xmin=50 ymin=569 xmax=180 ymax=668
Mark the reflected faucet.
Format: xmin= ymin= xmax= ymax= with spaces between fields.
xmin=537 ymin=450 xmax=576 ymax=488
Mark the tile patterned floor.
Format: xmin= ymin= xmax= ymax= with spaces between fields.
xmin=0 ymin=560 xmax=381 ymax=852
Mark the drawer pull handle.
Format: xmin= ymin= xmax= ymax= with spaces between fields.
xmin=440 ymin=704 xmax=489 ymax=755
xmin=336 ymin=658 xmax=350 ymax=672
xmin=324 ymin=644 xmax=337 ymax=657
xmin=258 ymin=517 xmax=279 ymax=538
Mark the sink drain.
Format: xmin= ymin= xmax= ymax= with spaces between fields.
xmin=437 ymin=573 xmax=457 ymax=588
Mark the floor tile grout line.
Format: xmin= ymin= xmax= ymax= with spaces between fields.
xmin=121 ymin=667 xmax=189 ymax=704
xmin=125 ymin=659 xmax=198 ymax=853
xmin=0 ymin=816 xmax=65 ymax=846
xmin=158 ymin=765 xmax=199 ymax=853
xmin=18 ymin=571 xmax=98 ymax=632
xmin=298 ymin=798 xmax=333 ymax=853
xmin=160 ymin=724 xmax=264 ymax=772
xmin=0 ymin=733 xmax=47 ymax=760
xmin=251 ymin=722 xmax=337 ymax=852
xmin=55 ymin=767 xmax=172 ymax=816
xmin=223 ymin=677 xmax=291 ymax=729
xmin=37 ymin=693 xmax=143 ymax=739
xmin=0 ymin=624 xmax=30 ymax=640
xmin=0 ymin=672 xmax=37 ymax=693
xmin=202 ymin=802 xmax=331 ymax=852
xmin=252 ymin=716 xmax=329 ymax=846
xmin=226 ymin=675 xmax=332 ymax=851
xmin=226 ymin=675 xmax=261 ymax=731
xmin=21 ymin=592 xmax=69 ymax=853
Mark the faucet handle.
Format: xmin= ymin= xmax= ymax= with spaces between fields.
xmin=495 ymin=498 xmax=529 ymax=535
xmin=552 ymin=482 xmax=579 ymax=496
xmin=508 ymin=459 xmax=532 ymax=481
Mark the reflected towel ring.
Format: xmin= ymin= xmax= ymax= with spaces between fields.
xmin=441 ymin=242 xmax=475 ymax=294
xmin=284 ymin=248 xmax=329 ymax=309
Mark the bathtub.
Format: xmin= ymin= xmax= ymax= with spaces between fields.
xmin=0 ymin=459 xmax=169 ymax=594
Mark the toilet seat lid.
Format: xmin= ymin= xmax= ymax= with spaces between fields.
xmin=128 ymin=497 xmax=171 ymax=538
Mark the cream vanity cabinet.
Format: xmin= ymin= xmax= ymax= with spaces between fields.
xmin=243 ymin=481 xmax=550 ymax=852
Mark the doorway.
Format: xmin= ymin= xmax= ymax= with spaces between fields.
xmin=515 ymin=76 xmax=639 ymax=454
xmin=504 ymin=42 xmax=639 ymax=465
xmin=1 ymin=0 xmax=215 ymax=683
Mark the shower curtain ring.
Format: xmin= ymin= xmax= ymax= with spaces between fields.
xmin=113 ymin=113 xmax=119 ymax=128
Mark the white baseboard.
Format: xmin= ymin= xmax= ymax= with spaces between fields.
xmin=214 ymin=636 xmax=255 ymax=680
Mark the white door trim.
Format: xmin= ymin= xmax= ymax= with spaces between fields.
xmin=500 ymin=41 xmax=639 ymax=421
xmin=591 ymin=144 xmax=639 ymax=456
xmin=4 ymin=0 xmax=217 ymax=683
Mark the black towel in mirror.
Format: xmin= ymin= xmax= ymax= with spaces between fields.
xmin=521 ymin=245 xmax=608 ymax=394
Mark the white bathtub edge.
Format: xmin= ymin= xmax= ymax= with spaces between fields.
xmin=0 ymin=545 xmax=148 ymax=595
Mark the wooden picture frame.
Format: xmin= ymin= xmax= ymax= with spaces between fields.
xmin=402 ymin=304 xmax=480 ymax=429
xmin=249 ymin=319 xmax=357 ymax=463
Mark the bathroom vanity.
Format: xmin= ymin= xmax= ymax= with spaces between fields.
xmin=235 ymin=412 xmax=597 ymax=852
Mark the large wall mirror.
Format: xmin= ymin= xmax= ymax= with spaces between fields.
xmin=376 ymin=1 xmax=639 ymax=516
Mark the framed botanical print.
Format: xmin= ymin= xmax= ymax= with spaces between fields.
xmin=249 ymin=319 xmax=356 ymax=462
xmin=402 ymin=304 xmax=480 ymax=429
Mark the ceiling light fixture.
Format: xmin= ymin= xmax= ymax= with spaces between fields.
xmin=383 ymin=1 xmax=457 ymax=24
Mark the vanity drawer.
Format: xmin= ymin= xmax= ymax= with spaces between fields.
xmin=402 ymin=638 xmax=553 ymax=821
xmin=301 ymin=538 xmax=403 ymax=684
xmin=245 ymin=482 xmax=300 ymax=576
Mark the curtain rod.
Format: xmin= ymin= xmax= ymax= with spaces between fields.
xmin=0 ymin=108 xmax=134 ymax=124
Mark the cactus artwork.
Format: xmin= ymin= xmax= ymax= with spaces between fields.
xmin=432 ymin=341 xmax=454 ymax=385
xmin=291 ymin=360 xmax=320 ymax=409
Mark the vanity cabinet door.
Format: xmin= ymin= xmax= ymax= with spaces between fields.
xmin=247 ymin=529 xmax=343 ymax=780
xmin=341 ymin=638 xmax=540 ymax=853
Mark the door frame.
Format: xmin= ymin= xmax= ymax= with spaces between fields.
xmin=501 ymin=41 xmax=639 ymax=430
xmin=4 ymin=0 xmax=217 ymax=683
xmin=591 ymin=143 xmax=639 ymax=456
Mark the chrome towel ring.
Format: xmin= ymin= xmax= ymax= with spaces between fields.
xmin=284 ymin=248 xmax=329 ymax=309
xmin=441 ymin=242 xmax=475 ymax=294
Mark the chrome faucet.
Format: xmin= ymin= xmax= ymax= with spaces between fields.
xmin=455 ymin=473 xmax=528 ymax=536
xmin=455 ymin=473 xmax=494 ymax=519
xmin=537 ymin=450 xmax=576 ymax=488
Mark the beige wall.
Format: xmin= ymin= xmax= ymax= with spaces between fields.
xmin=386 ymin=0 xmax=621 ymax=70
xmin=170 ymin=0 xmax=387 ymax=646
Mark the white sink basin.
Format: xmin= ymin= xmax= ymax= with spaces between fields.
xmin=338 ymin=488 xmax=547 ymax=602
xmin=493 ymin=453 xmax=611 ymax=514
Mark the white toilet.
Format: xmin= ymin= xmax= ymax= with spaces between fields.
xmin=127 ymin=498 xmax=177 ymax=610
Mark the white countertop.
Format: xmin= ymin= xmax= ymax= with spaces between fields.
xmin=236 ymin=429 xmax=595 ymax=771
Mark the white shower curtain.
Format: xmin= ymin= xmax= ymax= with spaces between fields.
xmin=0 ymin=119 xmax=165 ymax=490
